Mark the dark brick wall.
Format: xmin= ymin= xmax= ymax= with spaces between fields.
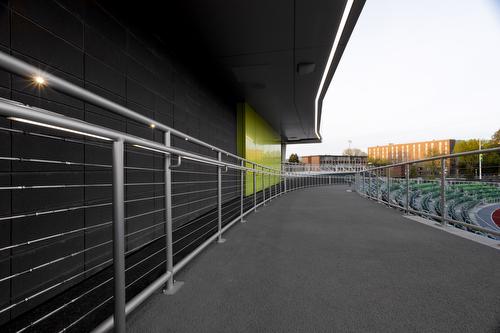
xmin=0 ymin=0 xmax=237 ymax=326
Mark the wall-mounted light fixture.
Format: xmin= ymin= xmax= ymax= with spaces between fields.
xmin=33 ymin=75 xmax=47 ymax=86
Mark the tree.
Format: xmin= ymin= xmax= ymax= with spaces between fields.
xmin=343 ymin=148 xmax=367 ymax=156
xmin=492 ymin=129 xmax=500 ymax=145
xmin=422 ymin=147 xmax=441 ymax=179
xmin=453 ymin=137 xmax=500 ymax=179
xmin=367 ymin=157 xmax=390 ymax=167
xmin=483 ymin=131 xmax=500 ymax=175
xmin=288 ymin=153 xmax=299 ymax=163
xmin=454 ymin=139 xmax=480 ymax=179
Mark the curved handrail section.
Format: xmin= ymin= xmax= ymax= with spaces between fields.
xmin=355 ymin=147 xmax=500 ymax=238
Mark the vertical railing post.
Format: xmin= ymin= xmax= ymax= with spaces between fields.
xmin=112 ymin=139 xmax=126 ymax=333
xmin=262 ymin=167 xmax=266 ymax=205
xmin=377 ymin=169 xmax=381 ymax=203
xmin=240 ymin=159 xmax=246 ymax=223
xmin=163 ymin=131 xmax=183 ymax=295
xmin=273 ymin=173 xmax=281 ymax=197
xmin=270 ymin=172 xmax=272 ymax=198
xmin=361 ymin=172 xmax=365 ymax=194
xmin=368 ymin=171 xmax=372 ymax=198
xmin=440 ymin=158 xmax=446 ymax=226
xmin=405 ymin=164 xmax=410 ymax=214
xmin=268 ymin=172 xmax=271 ymax=200
xmin=217 ymin=152 xmax=226 ymax=243
xmin=386 ymin=168 xmax=390 ymax=204
xmin=253 ymin=163 xmax=257 ymax=212
xmin=284 ymin=173 xmax=287 ymax=193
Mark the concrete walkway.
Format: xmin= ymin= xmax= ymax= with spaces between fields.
xmin=127 ymin=186 xmax=500 ymax=333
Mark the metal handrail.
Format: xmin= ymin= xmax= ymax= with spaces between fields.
xmin=0 ymin=97 xmax=279 ymax=175
xmin=0 ymin=50 xmax=275 ymax=173
xmin=0 ymin=50 xmax=356 ymax=332
xmin=355 ymin=148 xmax=500 ymax=237
xmin=363 ymin=147 xmax=500 ymax=172
xmin=0 ymin=96 xmax=338 ymax=332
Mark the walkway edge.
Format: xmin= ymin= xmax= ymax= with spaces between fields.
xmin=404 ymin=215 xmax=500 ymax=251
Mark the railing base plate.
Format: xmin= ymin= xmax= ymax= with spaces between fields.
xmin=162 ymin=281 xmax=184 ymax=295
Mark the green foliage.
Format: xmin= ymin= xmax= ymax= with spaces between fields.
xmin=454 ymin=132 xmax=500 ymax=178
xmin=492 ymin=129 xmax=500 ymax=145
xmin=410 ymin=165 xmax=418 ymax=178
xmin=367 ymin=157 xmax=390 ymax=166
xmin=422 ymin=147 xmax=441 ymax=178
xmin=288 ymin=153 xmax=299 ymax=163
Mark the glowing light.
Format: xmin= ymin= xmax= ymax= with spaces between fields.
xmin=8 ymin=117 xmax=111 ymax=141
xmin=314 ymin=0 xmax=355 ymax=140
xmin=33 ymin=76 xmax=46 ymax=86
xmin=150 ymin=123 xmax=156 ymax=129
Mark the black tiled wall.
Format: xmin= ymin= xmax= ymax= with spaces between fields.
xmin=0 ymin=0 xmax=237 ymax=325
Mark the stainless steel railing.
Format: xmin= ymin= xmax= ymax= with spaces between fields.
xmin=0 ymin=51 xmax=341 ymax=332
xmin=354 ymin=148 xmax=500 ymax=238
xmin=282 ymin=162 xmax=367 ymax=174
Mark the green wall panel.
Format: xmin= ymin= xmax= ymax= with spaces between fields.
xmin=237 ymin=103 xmax=281 ymax=196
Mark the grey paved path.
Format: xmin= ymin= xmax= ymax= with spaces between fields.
xmin=128 ymin=186 xmax=500 ymax=333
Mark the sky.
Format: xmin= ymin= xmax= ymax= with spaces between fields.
xmin=291 ymin=0 xmax=500 ymax=157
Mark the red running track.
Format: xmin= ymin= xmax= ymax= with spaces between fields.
xmin=493 ymin=209 xmax=500 ymax=227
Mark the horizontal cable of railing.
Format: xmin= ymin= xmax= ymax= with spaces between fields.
xmin=0 ymin=51 xmax=349 ymax=333
xmin=354 ymin=150 xmax=500 ymax=238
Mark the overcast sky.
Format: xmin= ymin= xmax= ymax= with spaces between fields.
xmin=291 ymin=0 xmax=500 ymax=157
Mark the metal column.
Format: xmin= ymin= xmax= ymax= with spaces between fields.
xmin=163 ymin=131 xmax=183 ymax=294
xmin=112 ymin=140 xmax=126 ymax=333
xmin=217 ymin=152 xmax=226 ymax=243
xmin=440 ymin=158 xmax=446 ymax=226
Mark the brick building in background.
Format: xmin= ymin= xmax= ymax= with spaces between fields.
xmin=301 ymin=155 xmax=368 ymax=166
xmin=368 ymin=139 xmax=456 ymax=177
xmin=368 ymin=139 xmax=456 ymax=163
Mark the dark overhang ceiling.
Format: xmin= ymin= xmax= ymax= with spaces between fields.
xmin=104 ymin=0 xmax=365 ymax=143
